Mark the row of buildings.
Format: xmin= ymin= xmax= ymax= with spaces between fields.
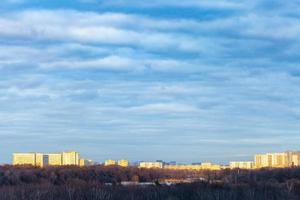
xmin=104 ymin=159 xmax=129 ymax=167
xmin=12 ymin=151 xmax=93 ymax=167
xmin=12 ymin=150 xmax=300 ymax=170
xmin=116 ymin=151 xmax=300 ymax=170
xmin=254 ymin=151 xmax=300 ymax=168
xmin=164 ymin=162 xmax=222 ymax=171
xmin=102 ymin=160 xmax=222 ymax=170
xmin=229 ymin=151 xmax=300 ymax=170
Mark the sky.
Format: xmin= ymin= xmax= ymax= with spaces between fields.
xmin=0 ymin=0 xmax=300 ymax=164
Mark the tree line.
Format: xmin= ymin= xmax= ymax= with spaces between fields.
xmin=0 ymin=165 xmax=300 ymax=200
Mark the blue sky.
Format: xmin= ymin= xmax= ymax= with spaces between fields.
xmin=0 ymin=0 xmax=300 ymax=164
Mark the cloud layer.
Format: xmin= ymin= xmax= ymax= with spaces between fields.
xmin=0 ymin=0 xmax=300 ymax=163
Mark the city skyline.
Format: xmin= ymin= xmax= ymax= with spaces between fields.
xmin=8 ymin=149 xmax=300 ymax=168
xmin=1 ymin=1 xmax=300 ymax=164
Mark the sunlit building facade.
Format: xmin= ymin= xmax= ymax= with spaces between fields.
xmin=164 ymin=162 xmax=221 ymax=171
xmin=79 ymin=159 xmax=93 ymax=167
xmin=12 ymin=153 xmax=45 ymax=167
xmin=230 ymin=161 xmax=254 ymax=169
xmin=46 ymin=153 xmax=62 ymax=166
xmin=139 ymin=162 xmax=163 ymax=169
xmin=35 ymin=153 xmax=44 ymax=167
xmin=254 ymin=152 xmax=300 ymax=168
xmin=12 ymin=151 xmax=82 ymax=167
xmin=164 ymin=164 xmax=201 ymax=171
xmin=104 ymin=160 xmax=116 ymax=166
xmin=200 ymin=162 xmax=221 ymax=170
xmin=255 ymin=154 xmax=271 ymax=168
xmin=272 ymin=153 xmax=289 ymax=168
xmin=221 ymin=165 xmax=231 ymax=170
xmin=13 ymin=153 xmax=37 ymax=166
xmin=118 ymin=159 xmax=129 ymax=167
xmin=292 ymin=154 xmax=300 ymax=166
xmin=62 ymin=151 xmax=80 ymax=165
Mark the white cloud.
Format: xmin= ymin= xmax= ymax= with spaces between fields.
xmin=1 ymin=3 xmax=300 ymax=163
xmin=99 ymin=0 xmax=242 ymax=9
xmin=41 ymin=55 xmax=142 ymax=71
xmin=1 ymin=8 xmax=298 ymax=58
xmin=0 ymin=10 xmax=210 ymax=53
xmin=0 ymin=43 xmax=217 ymax=73
xmin=128 ymin=103 xmax=200 ymax=114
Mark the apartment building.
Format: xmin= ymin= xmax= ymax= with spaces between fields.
xmin=164 ymin=164 xmax=201 ymax=171
xmin=12 ymin=151 xmax=81 ymax=167
xmin=139 ymin=161 xmax=163 ymax=169
xmin=12 ymin=153 xmax=43 ymax=167
xmin=46 ymin=153 xmax=62 ymax=166
xmin=118 ymin=159 xmax=129 ymax=167
xmin=104 ymin=160 xmax=116 ymax=166
xmin=62 ymin=151 xmax=80 ymax=165
xmin=200 ymin=162 xmax=221 ymax=170
xmin=79 ymin=159 xmax=93 ymax=167
xmin=254 ymin=151 xmax=300 ymax=168
xmin=230 ymin=161 xmax=254 ymax=169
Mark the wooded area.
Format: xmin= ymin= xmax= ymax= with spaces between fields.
xmin=0 ymin=165 xmax=300 ymax=200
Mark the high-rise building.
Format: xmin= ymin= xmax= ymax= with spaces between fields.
xmin=13 ymin=153 xmax=37 ymax=166
xmin=255 ymin=152 xmax=295 ymax=168
xmin=272 ymin=153 xmax=289 ymax=168
xmin=104 ymin=160 xmax=116 ymax=166
xmin=46 ymin=153 xmax=63 ymax=166
xmin=285 ymin=151 xmax=300 ymax=167
xmin=12 ymin=153 xmax=45 ymax=167
xmin=117 ymin=159 xmax=129 ymax=167
xmin=13 ymin=151 xmax=82 ymax=167
xmin=62 ymin=151 xmax=80 ymax=165
xmin=35 ymin=153 xmax=44 ymax=167
xmin=255 ymin=154 xmax=271 ymax=168
xmin=292 ymin=154 xmax=300 ymax=166
xmin=79 ymin=159 xmax=93 ymax=167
